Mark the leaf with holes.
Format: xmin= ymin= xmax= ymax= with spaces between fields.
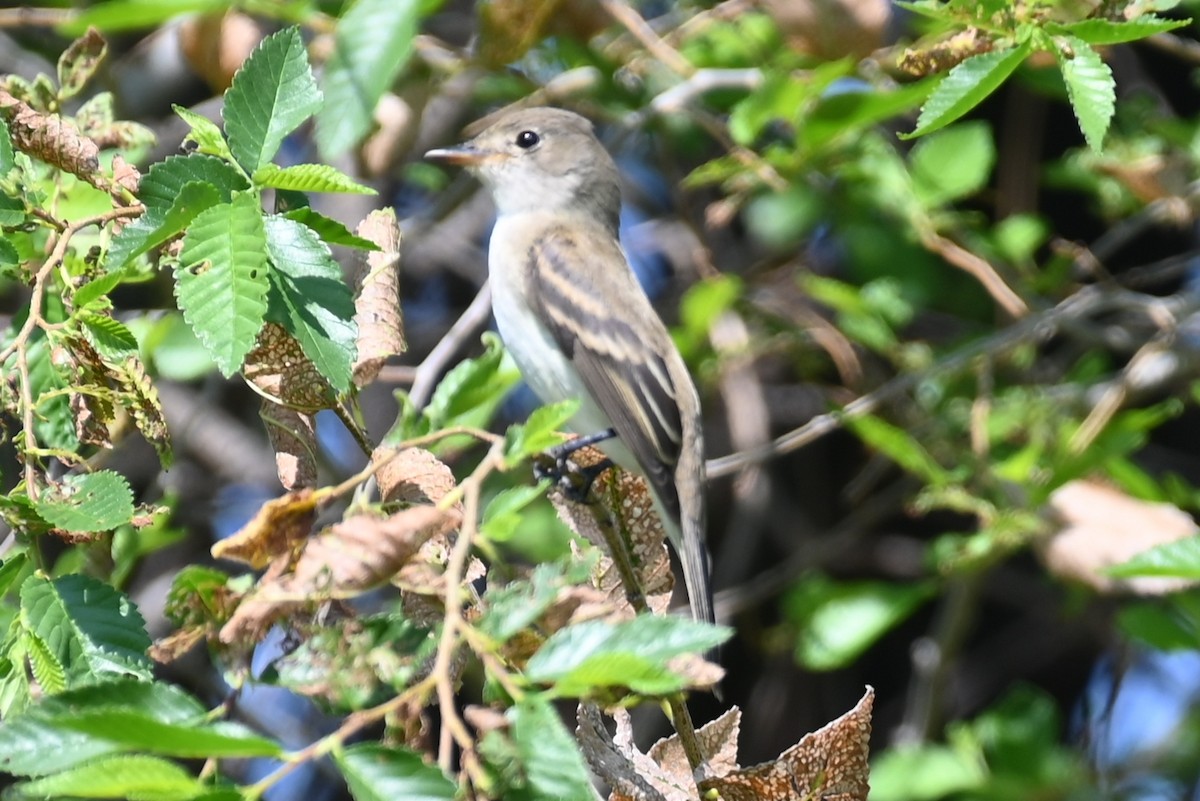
xmin=108 ymin=181 xmax=222 ymax=269
xmin=33 ymin=470 xmax=135 ymax=532
xmin=224 ymin=27 xmax=322 ymax=172
xmin=263 ymin=215 xmax=357 ymax=393
xmin=175 ymin=194 xmax=270 ymax=376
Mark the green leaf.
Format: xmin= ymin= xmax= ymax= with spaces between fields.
xmin=526 ymin=617 xmax=731 ymax=695
xmin=1117 ymin=600 xmax=1200 ymax=651
xmin=253 ymin=163 xmax=376 ymax=194
xmin=1055 ymin=37 xmax=1115 ymax=152
xmin=508 ymin=697 xmax=593 ymax=800
xmin=335 ymin=744 xmax=455 ymax=801
xmin=1107 ymin=536 xmax=1200 ymax=579
xmin=729 ymin=72 xmax=809 ymax=146
xmin=19 ymin=574 xmax=152 ymax=686
xmin=504 ymin=400 xmax=576 ymax=461
xmin=478 ymin=562 xmax=570 ymax=642
xmin=909 ymin=121 xmax=996 ymax=207
xmin=263 ymin=215 xmax=357 ymax=392
xmin=175 ymin=194 xmax=270 ymax=376
xmin=108 ymin=181 xmax=222 ymax=269
xmin=421 ymin=332 xmax=520 ymax=436
xmin=283 ymin=207 xmax=380 ymax=250
xmin=0 ymin=680 xmax=205 ymax=776
xmin=316 ymin=0 xmax=420 ymax=158
xmin=869 ymin=744 xmax=985 ymax=801
xmin=10 ymin=754 xmax=204 ymax=801
xmin=137 ymin=154 xmax=248 ymax=214
xmin=224 ymin=27 xmax=322 ymax=172
xmin=33 ymin=470 xmax=135 ymax=532
xmin=171 ymin=105 xmax=234 ymax=163
xmin=81 ymin=312 xmax=139 ymax=359
xmin=24 ymin=630 xmax=67 ymax=695
xmin=55 ymin=714 xmax=282 ymax=759
xmin=0 ymin=551 xmax=29 ymax=597
xmin=786 ymin=576 xmax=935 ymax=671
xmin=0 ymin=238 xmax=18 ymax=270
xmin=847 ymin=415 xmax=950 ymax=484
xmin=801 ymin=78 xmax=932 ymax=151
xmin=64 ymin=0 xmax=232 ymax=34
xmin=906 ymin=43 xmax=1032 ymax=139
xmin=0 ymin=117 xmax=14 ymax=174
xmin=1053 ymin=15 xmax=1189 ymax=45
xmin=73 ymin=271 xmax=127 ymax=310
xmin=480 ymin=483 xmax=550 ymax=543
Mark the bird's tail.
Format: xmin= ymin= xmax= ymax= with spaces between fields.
xmin=675 ymin=429 xmax=715 ymax=628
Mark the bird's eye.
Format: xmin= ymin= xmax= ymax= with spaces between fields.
xmin=515 ymin=130 xmax=540 ymax=149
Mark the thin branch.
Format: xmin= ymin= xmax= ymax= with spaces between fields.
xmin=705 ymin=270 xmax=1194 ymax=478
xmin=408 ymin=283 xmax=493 ymax=411
xmin=597 ymin=0 xmax=694 ymax=76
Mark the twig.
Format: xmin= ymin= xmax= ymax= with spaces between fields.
xmin=650 ymin=68 xmax=762 ymax=114
xmin=598 ymin=0 xmax=694 ymax=76
xmin=919 ymin=228 xmax=1029 ymax=318
xmin=243 ymin=674 xmax=437 ymax=799
xmin=3 ymin=206 xmax=140 ymax=500
xmin=433 ymin=440 xmax=506 ymax=773
xmin=705 ymin=279 xmax=1166 ymax=479
xmin=408 ymin=283 xmax=493 ymax=411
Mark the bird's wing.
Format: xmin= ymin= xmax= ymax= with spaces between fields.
xmin=527 ymin=225 xmax=683 ymax=520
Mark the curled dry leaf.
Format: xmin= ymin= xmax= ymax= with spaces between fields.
xmin=550 ymin=444 xmax=674 ymax=616
xmin=352 ymin=208 xmax=405 ymax=387
xmin=1040 ymin=479 xmax=1199 ymax=595
xmin=244 ymin=322 xmax=337 ymax=412
xmin=117 ymin=355 xmax=172 ymax=467
xmin=0 ymin=89 xmax=105 ymax=191
xmin=211 ymin=489 xmax=318 ymax=569
xmin=698 ymin=687 xmax=874 ymax=801
xmin=261 ymin=402 xmax=318 ymax=490
xmin=373 ymin=445 xmax=457 ymax=507
xmin=219 ymin=505 xmax=460 ymax=643
xmin=578 ymin=704 xmax=741 ymax=801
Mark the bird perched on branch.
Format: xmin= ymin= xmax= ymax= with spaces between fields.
xmin=426 ymin=107 xmax=714 ymax=629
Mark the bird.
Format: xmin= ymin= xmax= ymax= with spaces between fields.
xmin=425 ymin=106 xmax=714 ymax=629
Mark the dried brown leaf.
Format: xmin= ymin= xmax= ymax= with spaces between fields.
xmin=0 ymin=89 xmax=101 ymax=186
xmin=261 ymin=402 xmax=318 ymax=490
xmin=352 ymin=208 xmax=404 ymax=386
xmin=373 ymin=445 xmax=457 ymax=506
xmin=244 ymin=322 xmax=337 ymax=412
xmin=1040 ymin=479 xmax=1199 ymax=595
xmin=211 ymin=489 xmax=317 ymax=569
xmin=117 ymin=355 xmax=172 ymax=467
xmin=219 ymin=505 xmax=459 ymax=642
xmin=899 ymin=28 xmax=991 ymax=76
xmin=148 ymin=626 xmax=206 ymax=664
xmin=698 ymin=687 xmax=874 ymax=801
xmin=551 ymin=444 xmax=673 ymax=615
xmin=57 ymin=27 xmax=107 ymax=99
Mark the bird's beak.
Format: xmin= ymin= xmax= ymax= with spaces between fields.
xmin=424 ymin=144 xmax=490 ymax=166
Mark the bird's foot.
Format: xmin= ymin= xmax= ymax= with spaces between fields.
xmin=532 ymin=428 xmax=617 ymax=503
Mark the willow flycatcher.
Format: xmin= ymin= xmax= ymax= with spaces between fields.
xmin=426 ymin=107 xmax=714 ymax=627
